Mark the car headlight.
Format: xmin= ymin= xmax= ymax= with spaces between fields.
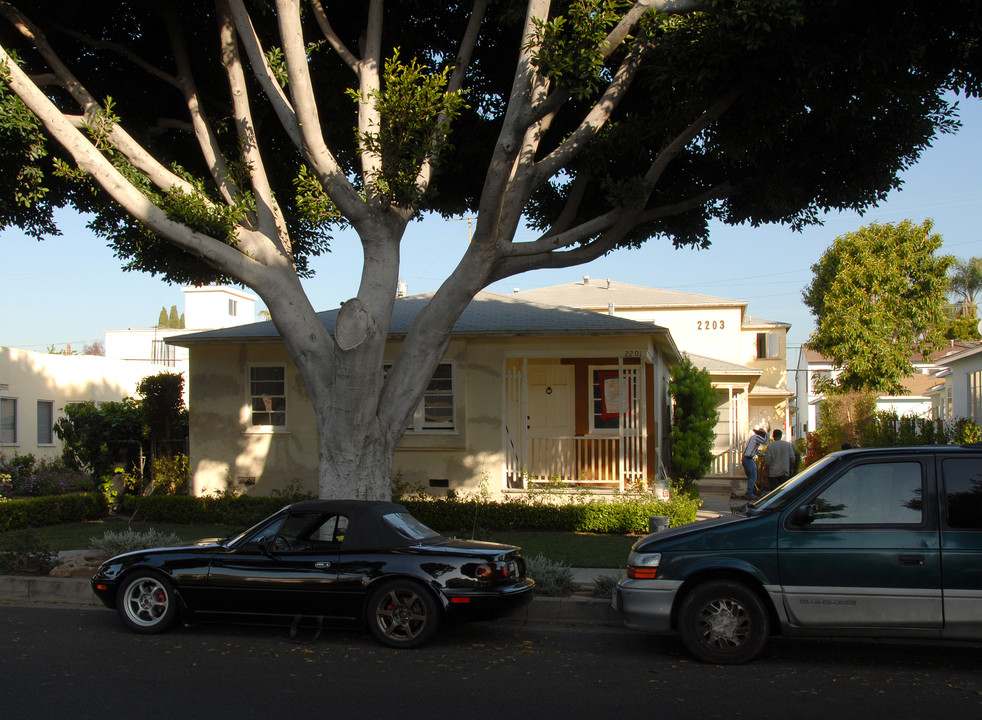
xmin=626 ymin=551 xmax=661 ymax=579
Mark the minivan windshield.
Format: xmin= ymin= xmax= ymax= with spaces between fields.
xmin=748 ymin=454 xmax=841 ymax=513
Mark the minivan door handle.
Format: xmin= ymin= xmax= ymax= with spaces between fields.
xmin=314 ymin=561 xmax=332 ymax=569
xmin=899 ymin=554 xmax=925 ymax=566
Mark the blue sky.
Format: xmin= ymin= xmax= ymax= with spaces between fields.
xmin=3 ymin=96 xmax=982 ymax=357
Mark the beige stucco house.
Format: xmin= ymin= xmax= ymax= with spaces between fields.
xmin=169 ymin=291 xmax=680 ymax=498
xmin=0 ymin=346 xmax=160 ymax=462
xmin=513 ymin=278 xmax=793 ymax=479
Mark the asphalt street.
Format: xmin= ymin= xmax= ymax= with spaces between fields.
xmin=3 ymin=604 xmax=981 ymax=720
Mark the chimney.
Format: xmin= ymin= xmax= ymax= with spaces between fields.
xmin=583 ymin=275 xmax=590 ymax=285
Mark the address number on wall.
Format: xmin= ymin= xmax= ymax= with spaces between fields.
xmin=623 ymin=350 xmax=642 ymax=358
xmin=697 ymin=320 xmax=725 ymax=330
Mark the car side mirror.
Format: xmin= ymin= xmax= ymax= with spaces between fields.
xmin=791 ymin=504 xmax=816 ymax=526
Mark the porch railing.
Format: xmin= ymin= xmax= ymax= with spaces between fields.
xmin=522 ymin=435 xmax=644 ymax=488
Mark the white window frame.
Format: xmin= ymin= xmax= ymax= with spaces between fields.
xmin=248 ymin=365 xmax=287 ymax=429
xmin=756 ymin=332 xmax=780 ymax=359
xmin=229 ymin=298 xmax=238 ymax=317
xmin=1 ymin=397 xmax=18 ymax=446
xmin=385 ymin=363 xmax=456 ymax=433
xmin=36 ymin=400 xmax=55 ymax=445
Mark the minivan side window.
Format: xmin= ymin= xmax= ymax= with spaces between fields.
xmin=942 ymin=458 xmax=982 ymax=530
xmin=810 ymin=461 xmax=923 ymax=525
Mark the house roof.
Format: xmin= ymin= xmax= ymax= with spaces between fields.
xmin=512 ymin=278 xmax=746 ymax=310
xmin=168 ymin=291 xmax=681 ymax=362
xmin=686 ymin=352 xmax=762 ymax=376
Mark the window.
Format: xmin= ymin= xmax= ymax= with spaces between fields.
xmin=756 ymin=332 xmax=780 ymax=359
xmin=229 ymin=298 xmax=238 ymax=316
xmin=1 ymin=397 xmax=16 ymax=445
xmin=590 ymin=367 xmax=637 ymax=432
xmin=151 ymin=340 xmax=176 ymax=367
xmin=36 ymin=401 xmax=54 ymax=445
xmin=942 ymin=458 xmax=982 ymax=529
xmin=970 ymin=371 xmax=982 ymax=423
xmin=249 ymin=366 xmax=286 ymax=427
xmin=809 ymin=461 xmax=923 ymax=525
xmin=385 ymin=363 xmax=456 ymax=433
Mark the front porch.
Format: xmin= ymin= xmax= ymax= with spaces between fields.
xmin=502 ymin=357 xmax=663 ymax=493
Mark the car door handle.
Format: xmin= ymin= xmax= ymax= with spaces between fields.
xmin=899 ymin=554 xmax=925 ymax=566
xmin=314 ymin=561 xmax=332 ymax=569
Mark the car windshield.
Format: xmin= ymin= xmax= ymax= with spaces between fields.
xmin=745 ymin=454 xmax=841 ymax=513
xmin=383 ymin=512 xmax=442 ymax=542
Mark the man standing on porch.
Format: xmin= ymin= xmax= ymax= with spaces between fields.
xmin=741 ymin=428 xmax=768 ymax=499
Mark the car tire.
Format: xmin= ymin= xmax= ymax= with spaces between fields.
xmin=677 ymin=579 xmax=770 ymax=664
xmin=366 ymin=579 xmax=440 ymax=649
xmin=116 ymin=571 xmax=177 ymax=635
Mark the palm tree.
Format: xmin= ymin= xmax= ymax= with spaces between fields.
xmin=949 ymin=257 xmax=982 ymax=318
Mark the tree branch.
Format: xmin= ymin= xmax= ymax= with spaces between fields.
xmin=414 ymin=0 xmax=488 ymax=195
xmin=0 ymin=44 xmax=260 ymax=281
xmin=226 ymin=0 xmax=303 ymax=149
xmin=308 ymin=0 xmax=360 ymax=74
xmin=272 ymin=0 xmax=367 ymax=221
xmin=0 ymin=1 xmax=205 ymax=201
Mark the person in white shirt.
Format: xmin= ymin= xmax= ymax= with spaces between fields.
xmin=741 ymin=428 xmax=768 ymax=499
xmin=764 ymin=429 xmax=795 ymax=492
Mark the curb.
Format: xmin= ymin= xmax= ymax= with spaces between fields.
xmin=0 ymin=575 xmax=101 ymax=606
xmin=0 ymin=574 xmax=621 ymax=626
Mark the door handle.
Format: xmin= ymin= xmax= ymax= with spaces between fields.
xmin=899 ymin=554 xmax=925 ymax=566
xmin=314 ymin=561 xmax=332 ymax=569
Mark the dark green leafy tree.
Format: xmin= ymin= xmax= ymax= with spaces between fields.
xmin=157 ymin=307 xmax=168 ymax=328
xmin=669 ymin=355 xmax=719 ymax=488
xmin=4 ymin=2 xmax=982 ymax=499
xmin=803 ymin=220 xmax=953 ymax=395
xmin=167 ymin=305 xmax=180 ymax=329
xmin=53 ymin=397 xmax=144 ymax=480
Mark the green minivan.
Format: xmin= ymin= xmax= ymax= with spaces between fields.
xmin=612 ymin=446 xmax=982 ymax=663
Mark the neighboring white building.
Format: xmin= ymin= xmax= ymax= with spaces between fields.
xmin=105 ymin=286 xmax=257 ymax=375
xmin=513 ymin=278 xmax=793 ymax=479
xmin=925 ymin=343 xmax=982 ymax=423
xmin=0 ymin=347 xmax=160 ymax=462
xmin=792 ymin=341 xmax=980 ymax=439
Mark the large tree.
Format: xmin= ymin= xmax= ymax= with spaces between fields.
xmin=2 ymin=1 xmax=981 ymax=499
xmin=949 ymin=256 xmax=982 ymax=318
xmin=802 ymin=219 xmax=953 ymax=395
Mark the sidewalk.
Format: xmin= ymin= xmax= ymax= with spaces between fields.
xmin=0 ymin=487 xmax=738 ymax=627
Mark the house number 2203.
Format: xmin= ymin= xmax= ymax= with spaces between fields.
xmin=697 ymin=320 xmax=725 ymax=330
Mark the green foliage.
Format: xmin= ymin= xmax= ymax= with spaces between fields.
xmin=669 ymin=356 xmax=720 ymax=486
xmin=137 ymin=372 xmax=188 ymax=448
xmin=54 ymin=398 xmax=144 ymax=480
xmin=529 ymin=0 xmax=628 ymax=101
xmin=88 ymin=528 xmax=181 ymax=557
xmin=804 ymin=220 xmax=953 ymax=394
xmin=150 ymin=454 xmax=190 ymax=496
xmin=349 ymin=49 xmax=467 ymax=206
xmin=0 ymin=58 xmax=59 ymax=240
xmin=815 ymin=391 xmax=878 ymax=452
xmin=0 ymin=493 xmax=108 ymax=531
xmin=525 ymin=553 xmax=576 ymax=597
xmin=0 ymin=529 xmax=56 ymax=575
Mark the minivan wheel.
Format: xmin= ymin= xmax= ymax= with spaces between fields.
xmin=678 ymin=579 xmax=770 ymax=664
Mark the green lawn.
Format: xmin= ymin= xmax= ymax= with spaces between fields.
xmin=12 ymin=520 xmax=639 ymax=568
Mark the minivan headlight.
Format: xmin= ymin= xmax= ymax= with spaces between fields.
xmin=626 ymin=551 xmax=661 ymax=579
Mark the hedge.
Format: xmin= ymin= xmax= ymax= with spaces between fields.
xmin=1 ymin=491 xmax=700 ymax=536
xmin=402 ymin=495 xmax=700 ymax=534
xmin=0 ymin=493 xmax=108 ymax=531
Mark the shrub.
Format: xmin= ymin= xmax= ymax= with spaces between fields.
xmin=89 ymin=528 xmax=182 ymax=557
xmin=0 ymin=493 xmax=108 ymax=531
xmin=591 ymin=572 xmax=621 ymax=599
xmin=0 ymin=529 xmax=56 ymax=575
xmin=525 ymin=553 xmax=575 ymax=597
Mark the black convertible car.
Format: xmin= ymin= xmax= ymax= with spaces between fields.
xmin=91 ymin=499 xmax=535 ymax=648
